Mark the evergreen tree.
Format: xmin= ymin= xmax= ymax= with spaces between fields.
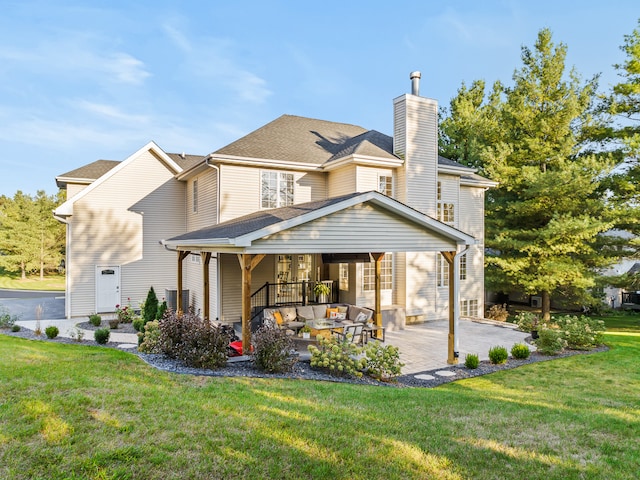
xmin=143 ymin=286 xmax=159 ymax=324
xmin=441 ymin=29 xmax=618 ymax=319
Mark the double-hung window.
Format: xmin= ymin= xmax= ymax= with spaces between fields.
xmin=261 ymin=171 xmax=294 ymax=208
xmin=437 ymin=253 xmax=449 ymax=287
xmin=363 ymin=254 xmax=393 ymax=291
xmin=436 ymin=181 xmax=455 ymax=224
xmin=378 ymin=175 xmax=393 ymax=197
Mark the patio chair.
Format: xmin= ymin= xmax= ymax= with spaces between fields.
xmin=331 ymin=323 xmax=365 ymax=345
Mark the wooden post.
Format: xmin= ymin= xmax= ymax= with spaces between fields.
xmin=238 ymin=253 xmax=266 ymax=354
xmin=442 ymin=251 xmax=458 ymax=365
xmin=177 ymin=251 xmax=190 ymax=314
xmin=371 ymin=252 xmax=385 ymax=340
xmin=201 ymin=252 xmax=212 ymax=320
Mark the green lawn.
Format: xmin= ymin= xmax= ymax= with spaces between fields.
xmin=0 ymin=269 xmax=64 ymax=291
xmin=0 ymin=316 xmax=638 ymax=479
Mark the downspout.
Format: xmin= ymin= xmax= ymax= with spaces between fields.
xmin=453 ymin=244 xmax=470 ymax=358
xmin=54 ymin=214 xmax=72 ymax=319
xmin=205 ymin=157 xmax=222 ymax=321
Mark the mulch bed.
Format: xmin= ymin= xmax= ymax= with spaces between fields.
xmin=1 ymin=326 xmax=609 ymax=388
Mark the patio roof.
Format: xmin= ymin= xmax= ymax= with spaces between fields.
xmin=163 ymin=191 xmax=476 ymax=254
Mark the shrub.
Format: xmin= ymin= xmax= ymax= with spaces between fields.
xmin=364 ymin=342 xmax=404 ymax=381
xmin=138 ymin=320 xmax=162 ymax=353
xmin=89 ymin=314 xmax=102 ymax=327
xmin=488 ymin=345 xmax=508 ymax=364
xmin=0 ymin=306 xmax=18 ymax=329
xmin=486 ymin=304 xmax=509 ymax=322
xmin=69 ymin=326 xmax=85 ymax=342
xmin=535 ymin=327 xmax=566 ymax=355
xmin=464 ymin=353 xmax=480 ymax=369
xmin=133 ymin=317 xmax=145 ymax=332
xmin=251 ymin=323 xmax=298 ymax=373
xmin=157 ymin=311 xmax=231 ymax=369
xmin=143 ymin=287 xmax=159 ymax=325
xmin=156 ymin=300 xmax=168 ymax=320
xmin=308 ymin=335 xmax=366 ymax=378
xmin=45 ymin=325 xmax=59 ymax=339
xmin=11 ymin=324 xmax=20 ymax=332
xmin=94 ymin=327 xmax=110 ymax=344
xmin=511 ymin=343 xmax=531 ymax=359
xmin=553 ymin=315 xmax=605 ymax=350
xmin=515 ymin=311 xmax=539 ymax=332
xmin=116 ymin=300 xmax=134 ymax=323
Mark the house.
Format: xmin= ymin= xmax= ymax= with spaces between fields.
xmin=54 ymin=72 xmax=496 ymax=363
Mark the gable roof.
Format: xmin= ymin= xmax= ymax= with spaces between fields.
xmin=55 ymin=141 xmax=185 ymax=218
xmin=164 ymin=191 xmax=476 ymax=253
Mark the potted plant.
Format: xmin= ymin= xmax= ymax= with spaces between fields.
xmin=300 ymin=324 xmax=312 ymax=339
xmin=313 ymin=282 xmax=331 ymax=303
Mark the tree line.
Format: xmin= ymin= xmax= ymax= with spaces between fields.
xmin=439 ymin=22 xmax=640 ymax=319
xmin=0 ymin=190 xmax=65 ymax=280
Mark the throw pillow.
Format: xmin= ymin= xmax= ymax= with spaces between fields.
xmin=355 ymin=312 xmax=368 ymax=323
xmin=326 ymin=307 xmax=339 ymax=318
xmin=330 ymin=311 xmax=347 ymax=320
xmin=273 ymin=311 xmax=284 ymax=325
xmin=336 ymin=306 xmax=349 ymax=314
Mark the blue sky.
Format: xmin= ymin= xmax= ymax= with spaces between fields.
xmin=0 ymin=0 xmax=638 ymax=196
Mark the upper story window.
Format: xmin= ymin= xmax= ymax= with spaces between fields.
xmin=363 ymin=254 xmax=393 ymax=291
xmin=261 ymin=171 xmax=294 ymax=209
xmin=378 ymin=175 xmax=393 ymax=197
xmin=437 ymin=181 xmax=455 ymax=224
xmin=192 ymin=179 xmax=198 ymax=213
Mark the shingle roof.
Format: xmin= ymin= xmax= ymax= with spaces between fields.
xmin=56 ymin=160 xmax=121 ymax=187
xmin=213 ymin=114 xmax=396 ymax=165
xmin=168 ymin=192 xmax=363 ymax=242
xmin=167 ymin=153 xmax=206 ymax=171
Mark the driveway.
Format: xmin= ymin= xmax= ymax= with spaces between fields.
xmin=0 ymin=289 xmax=65 ymax=320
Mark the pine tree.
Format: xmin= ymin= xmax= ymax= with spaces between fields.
xmin=143 ymin=286 xmax=159 ymax=325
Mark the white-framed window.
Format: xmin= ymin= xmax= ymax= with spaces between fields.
xmin=378 ymin=175 xmax=393 ymax=197
xmin=461 ymin=299 xmax=479 ymax=317
xmin=436 ymin=181 xmax=455 ymax=224
xmin=261 ymin=171 xmax=294 ymax=209
xmin=437 ymin=253 xmax=449 ymax=287
xmin=339 ymin=263 xmax=349 ymax=291
xmin=192 ymin=179 xmax=198 ymax=213
xmin=191 ymin=254 xmax=201 ymax=265
xmin=363 ymin=254 xmax=393 ymax=291
xmin=460 ymin=254 xmax=467 ymax=280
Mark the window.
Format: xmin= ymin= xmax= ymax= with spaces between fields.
xmin=460 ymin=254 xmax=467 ymax=280
xmin=339 ymin=263 xmax=349 ymax=290
xmin=261 ymin=171 xmax=294 ymax=208
xmin=437 ymin=253 xmax=449 ymax=287
xmin=191 ymin=254 xmax=201 ymax=265
xmin=363 ymin=254 xmax=393 ymax=291
xmin=436 ymin=181 xmax=455 ymax=224
xmin=192 ymin=179 xmax=198 ymax=213
xmin=461 ymin=299 xmax=479 ymax=317
xmin=378 ymin=175 xmax=393 ymax=197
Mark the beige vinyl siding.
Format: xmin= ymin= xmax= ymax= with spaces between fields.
xmin=328 ymin=165 xmax=356 ymax=197
xmin=393 ymin=97 xmax=407 ymax=205
xmin=68 ymin=150 xmax=185 ymax=317
xmin=355 ymin=166 xmax=394 ymax=195
xmin=183 ymin=254 xmax=219 ymax=319
xmin=219 ymin=164 xmax=326 ymax=223
xmin=248 ymin=204 xmax=456 ymax=254
xmin=459 ymin=186 xmax=484 ymax=240
xmin=220 ymin=253 xmax=275 ymax=324
xmin=187 ymin=169 xmax=218 ymax=231
xmin=394 ymin=94 xmax=438 ymax=216
xmin=405 ymin=251 xmax=439 ymax=320
xmin=438 ymin=174 xmax=460 ymax=228
xmin=66 ymin=183 xmax=89 ymax=200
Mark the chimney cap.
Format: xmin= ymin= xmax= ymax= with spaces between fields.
xmin=409 ymin=71 xmax=421 ymax=96
xmin=409 ymin=71 xmax=421 ymax=79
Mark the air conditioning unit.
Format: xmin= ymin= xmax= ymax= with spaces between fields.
xmin=531 ymin=296 xmax=542 ymax=308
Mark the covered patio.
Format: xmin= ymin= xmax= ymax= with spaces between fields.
xmin=163 ymin=191 xmax=477 ymax=365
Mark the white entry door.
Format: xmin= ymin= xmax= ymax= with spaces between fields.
xmin=96 ymin=266 xmax=120 ymax=313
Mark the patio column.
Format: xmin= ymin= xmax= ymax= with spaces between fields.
xmin=238 ymin=253 xmax=266 ymax=353
xmin=371 ymin=252 xmax=385 ymax=339
xmin=441 ymin=251 xmax=459 ymax=365
xmin=201 ymin=252 xmax=212 ymax=320
xmin=177 ymin=250 xmax=190 ymax=314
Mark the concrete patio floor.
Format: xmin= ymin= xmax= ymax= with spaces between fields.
xmin=15 ymin=316 xmax=533 ymax=374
